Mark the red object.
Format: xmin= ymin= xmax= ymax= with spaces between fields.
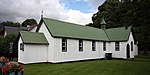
xmin=1 ymin=61 xmax=24 ymax=73
xmin=2 ymin=66 xmax=7 ymax=72
xmin=0 ymin=56 xmax=9 ymax=62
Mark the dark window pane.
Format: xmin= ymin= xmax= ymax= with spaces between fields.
xmin=20 ymin=43 xmax=24 ymax=51
xmin=62 ymin=38 xmax=67 ymax=52
xmin=115 ymin=42 xmax=119 ymax=51
xmin=131 ymin=41 xmax=133 ymax=51
xmin=103 ymin=42 xmax=106 ymax=51
xmin=92 ymin=41 xmax=96 ymax=51
xmin=79 ymin=40 xmax=83 ymax=52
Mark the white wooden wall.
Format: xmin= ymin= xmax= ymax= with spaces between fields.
xmin=104 ymin=32 xmax=136 ymax=59
xmin=105 ymin=42 xmax=126 ymax=59
xmin=38 ymin=23 xmax=55 ymax=62
xmin=18 ymin=38 xmax=48 ymax=64
xmin=23 ymin=44 xmax=48 ymax=64
xmin=127 ymin=32 xmax=135 ymax=58
xmin=18 ymin=37 xmax=24 ymax=63
xmin=18 ymin=20 xmax=138 ymax=64
xmin=29 ymin=26 xmax=37 ymax=32
xmin=53 ymin=38 xmax=105 ymax=63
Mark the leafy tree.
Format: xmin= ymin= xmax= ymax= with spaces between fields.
xmin=22 ymin=19 xmax=37 ymax=27
xmin=0 ymin=36 xmax=6 ymax=56
xmin=5 ymin=34 xmax=18 ymax=57
xmin=0 ymin=29 xmax=4 ymax=36
xmin=87 ymin=0 xmax=150 ymax=51
xmin=132 ymin=0 xmax=150 ymax=51
xmin=1 ymin=21 xmax=14 ymax=27
xmin=0 ymin=34 xmax=17 ymax=57
xmin=14 ymin=22 xmax=21 ymax=27
xmin=1 ymin=21 xmax=20 ymax=27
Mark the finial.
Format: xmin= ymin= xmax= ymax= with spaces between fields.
xmin=41 ymin=10 xmax=43 ymax=18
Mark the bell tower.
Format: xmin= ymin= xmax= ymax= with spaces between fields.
xmin=100 ymin=16 xmax=107 ymax=29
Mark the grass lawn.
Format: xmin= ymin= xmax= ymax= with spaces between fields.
xmin=24 ymin=55 xmax=150 ymax=75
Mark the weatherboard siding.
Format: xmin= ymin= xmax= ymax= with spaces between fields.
xmin=53 ymin=39 xmax=103 ymax=63
xmin=119 ymin=42 xmax=126 ymax=58
xmin=18 ymin=37 xmax=24 ymax=63
xmin=127 ymin=32 xmax=135 ymax=58
xmin=111 ymin=42 xmax=126 ymax=59
xmin=99 ymin=42 xmax=105 ymax=58
xmin=38 ymin=22 xmax=105 ymax=63
xmin=38 ymin=23 xmax=55 ymax=62
xmin=23 ymin=44 xmax=48 ymax=64
xmin=18 ymin=37 xmax=48 ymax=64
xmin=103 ymin=32 xmax=135 ymax=59
xmin=18 ymin=17 xmax=138 ymax=64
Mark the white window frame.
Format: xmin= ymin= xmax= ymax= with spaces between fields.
xmin=20 ymin=43 xmax=24 ymax=51
xmin=115 ymin=42 xmax=120 ymax=51
xmin=103 ymin=42 xmax=106 ymax=51
xmin=92 ymin=41 xmax=96 ymax=51
xmin=79 ymin=40 xmax=83 ymax=52
xmin=62 ymin=38 xmax=67 ymax=52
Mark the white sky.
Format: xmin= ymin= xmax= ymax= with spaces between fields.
xmin=0 ymin=0 xmax=105 ymax=25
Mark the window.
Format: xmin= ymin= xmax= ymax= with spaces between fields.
xmin=115 ymin=42 xmax=119 ymax=51
xmin=92 ymin=41 xmax=96 ymax=51
xmin=131 ymin=41 xmax=133 ymax=51
xmin=103 ymin=42 xmax=106 ymax=51
xmin=20 ymin=43 xmax=24 ymax=51
xmin=62 ymin=38 xmax=67 ymax=52
xmin=79 ymin=40 xmax=83 ymax=52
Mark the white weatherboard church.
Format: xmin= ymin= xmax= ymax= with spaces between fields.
xmin=18 ymin=17 xmax=138 ymax=64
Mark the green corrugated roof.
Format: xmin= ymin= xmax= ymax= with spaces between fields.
xmin=105 ymin=27 xmax=131 ymax=41
xmin=20 ymin=31 xmax=48 ymax=44
xmin=43 ymin=18 xmax=109 ymax=41
xmin=41 ymin=17 xmax=131 ymax=41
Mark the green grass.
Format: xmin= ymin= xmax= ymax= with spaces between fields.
xmin=24 ymin=55 xmax=150 ymax=75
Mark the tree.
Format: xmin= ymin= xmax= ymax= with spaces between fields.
xmin=0 ymin=36 xmax=6 ymax=56
xmin=1 ymin=21 xmax=20 ymax=27
xmin=0 ymin=29 xmax=4 ymax=36
xmin=14 ymin=22 xmax=21 ymax=27
xmin=0 ymin=34 xmax=17 ymax=57
xmin=90 ymin=0 xmax=135 ymax=28
xmin=22 ymin=19 xmax=37 ymax=27
xmin=87 ymin=0 xmax=150 ymax=51
xmin=132 ymin=0 xmax=150 ymax=51
xmin=5 ymin=34 xmax=18 ymax=57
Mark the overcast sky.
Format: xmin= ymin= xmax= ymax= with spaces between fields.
xmin=0 ymin=0 xmax=105 ymax=25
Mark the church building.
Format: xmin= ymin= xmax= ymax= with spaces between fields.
xmin=18 ymin=17 xmax=138 ymax=64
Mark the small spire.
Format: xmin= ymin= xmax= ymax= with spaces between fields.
xmin=100 ymin=16 xmax=106 ymax=25
xmin=100 ymin=16 xmax=107 ymax=29
xmin=41 ymin=10 xmax=43 ymax=18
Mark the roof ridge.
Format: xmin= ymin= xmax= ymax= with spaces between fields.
xmin=43 ymin=17 xmax=103 ymax=30
xmin=103 ymin=29 xmax=110 ymax=41
xmin=5 ymin=26 xmax=20 ymax=28
xmin=20 ymin=31 xmax=43 ymax=34
xmin=20 ymin=31 xmax=48 ymax=44
xmin=42 ymin=17 xmax=130 ymax=41
xmin=106 ymin=26 xmax=126 ymax=30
